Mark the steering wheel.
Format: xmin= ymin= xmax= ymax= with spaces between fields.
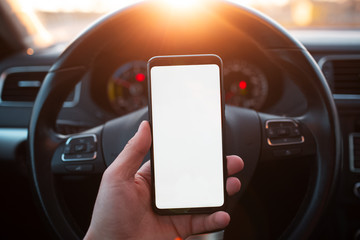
xmin=28 ymin=2 xmax=341 ymax=240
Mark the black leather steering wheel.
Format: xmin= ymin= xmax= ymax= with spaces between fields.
xmin=28 ymin=2 xmax=341 ymax=240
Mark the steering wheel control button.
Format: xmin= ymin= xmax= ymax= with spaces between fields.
xmin=65 ymin=164 xmax=94 ymax=173
xmin=268 ymin=136 xmax=304 ymax=146
xmin=62 ymin=134 xmax=97 ymax=161
xmin=74 ymin=143 xmax=86 ymax=152
xmin=266 ymin=120 xmax=305 ymax=146
xmin=277 ymin=128 xmax=290 ymax=136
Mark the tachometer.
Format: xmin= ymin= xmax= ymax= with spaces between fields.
xmin=107 ymin=61 xmax=148 ymax=115
xmin=224 ymin=60 xmax=268 ymax=110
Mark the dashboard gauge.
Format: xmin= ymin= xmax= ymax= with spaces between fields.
xmin=224 ymin=60 xmax=269 ymax=110
xmin=107 ymin=61 xmax=148 ymax=115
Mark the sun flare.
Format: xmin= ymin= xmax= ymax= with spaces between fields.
xmin=159 ymin=0 xmax=203 ymax=9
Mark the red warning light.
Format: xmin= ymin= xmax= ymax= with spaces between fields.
xmin=135 ymin=73 xmax=145 ymax=82
xmin=239 ymin=81 xmax=247 ymax=90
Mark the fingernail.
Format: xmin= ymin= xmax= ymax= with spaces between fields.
xmin=138 ymin=121 xmax=147 ymax=132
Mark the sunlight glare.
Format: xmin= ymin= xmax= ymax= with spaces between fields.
xmin=292 ymin=0 xmax=314 ymax=26
xmin=160 ymin=0 xmax=202 ymax=9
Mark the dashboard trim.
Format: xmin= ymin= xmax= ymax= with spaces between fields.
xmin=333 ymin=94 xmax=360 ymax=100
xmin=0 ymin=128 xmax=27 ymax=162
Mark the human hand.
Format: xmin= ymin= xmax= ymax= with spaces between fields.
xmin=84 ymin=121 xmax=244 ymax=240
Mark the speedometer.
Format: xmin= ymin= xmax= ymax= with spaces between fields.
xmin=107 ymin=61 xmax=148 ymax=115
xmin=224 ymin=60 xmax=268 ymax=110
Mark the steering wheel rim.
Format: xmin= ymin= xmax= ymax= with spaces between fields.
xmin=28 ymin=2 xmax=341 ymax=240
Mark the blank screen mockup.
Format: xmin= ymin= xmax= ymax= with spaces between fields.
xmin=150 ymin=64 xmax=224 ymax=209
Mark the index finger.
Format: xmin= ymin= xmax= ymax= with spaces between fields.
xmin=226 ymin=155 xmax=244 ymax=176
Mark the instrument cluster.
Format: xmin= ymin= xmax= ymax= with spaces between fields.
xmin=106 ymin=59 xmax=272 ymax=116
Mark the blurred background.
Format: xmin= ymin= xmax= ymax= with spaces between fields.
xmin=7 ymin=0 xmax=360 ymax=48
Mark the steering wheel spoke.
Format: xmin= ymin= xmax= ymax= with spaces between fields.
xmin=52 ymin=125 xmax=106 ymax=175
xmin=258 ymin=113 xmax=317 ymax=163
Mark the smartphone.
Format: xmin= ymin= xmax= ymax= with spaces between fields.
xmin=147 ymin=54 xmax=226 ymax=215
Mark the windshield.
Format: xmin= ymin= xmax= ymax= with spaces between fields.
xmin=9 ymin=0 xmax=360 ymax=48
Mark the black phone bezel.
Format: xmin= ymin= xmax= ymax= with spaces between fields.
xmin=147 ymin=54 xmax=227 ymax=215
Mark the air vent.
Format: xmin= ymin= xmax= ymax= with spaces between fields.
xmin=0 ymin=66 xmax=50 ymax=102
xmin=0 ymin=66 xmax=81 ymax=108
xmin=333 ymin=59 xmax=360 ymax=95
xmin=319 ymin=56 xmax=360 ymax=96
xmin=350 ymin=133 xmax=360 ymax=173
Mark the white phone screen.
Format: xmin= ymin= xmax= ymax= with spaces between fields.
xmin=150 ymin=64 xmax=224 ymax=209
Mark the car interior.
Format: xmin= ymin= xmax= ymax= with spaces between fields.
xmin=0 ymin=0 xmax=359 ymax=239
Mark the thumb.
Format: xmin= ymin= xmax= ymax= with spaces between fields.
xmin=108 ymin=121 xmax=152 ymax=180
